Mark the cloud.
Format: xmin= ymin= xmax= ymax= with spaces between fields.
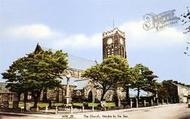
xmin=4 ymin=24 xmax=58 ymax=40
xmin=52 ymin=33 xmax=101 ymax=49
xmin=119 ymin=21 xmax=185 ymax=48
xmin=1 ymin=21 xmax=185 ymax=51
xmin=2 ymin=24 xmax=101 ymax=50
xmin=52 ymin=21 xmax=185 ymax=51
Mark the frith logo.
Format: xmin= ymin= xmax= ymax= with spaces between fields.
xmin=143 ymin=9 xmax=180 ymax=31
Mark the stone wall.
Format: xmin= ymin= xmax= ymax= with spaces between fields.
xmin=177 ymin=84 xmax=190 ymax=103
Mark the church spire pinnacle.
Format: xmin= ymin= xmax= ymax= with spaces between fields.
xmin=34 ymin=42 xmax=43 ymax=54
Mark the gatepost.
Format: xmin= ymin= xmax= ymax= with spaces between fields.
xmin=101 ymin=100 xmax=106 ymax=111
xmin=130 ymin=99 xmax=133 ymax=108
xmin=70 ymin=105 xmax=73 ymax=114
xmin=82 ymin=105 xmax=84 ymax=112
xmin=162 ymin=99 xmax=164 ymax=104
xmin=136 ymin=98 xmax=138 ymax=108
xmin=151 ymin=99 xmax=153 ymax=106
xmin=55 ymin=106 xmax=58 ymax=114
xmin=144 ymin=99 xmax=146 ymax=107
xmin=45 ymin=106 xmax=48 ymax=113
xmin=188 ymin=95 xmax=190 ymax=108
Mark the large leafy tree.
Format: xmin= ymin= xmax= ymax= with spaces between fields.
xmin=121 ymin=67 xmax=136 ymax=105
xmin=101 ymin=55 xmax=129 ymax=106
xmin=2 ymin=57 xmax=29 ymax=109
xmin=2 ymin=44 xmax=68 ymax=108
xmin=131 ymin=64 xmax=158 ymax=99
xmin=82 ymin=55 xmax=130 ymax=106
xmin=143 ymin=70 xmax=158 ymax=95
xmin=82 ymin=63 xmax=111 ymax=101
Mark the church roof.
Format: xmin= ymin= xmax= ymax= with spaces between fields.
xmin=35 ymin=43 xmax=96 ymax=89
xmin=38 ymin=44 xmax=97 ymax=71
xmin=58 ymin=77 xmax=89 ymax=90
xmin=67 ymin=54 xmax=96 ymax=70
xmin=66 ymin=55 xmax=96 ymax=89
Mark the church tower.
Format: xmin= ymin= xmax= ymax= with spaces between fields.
xmin=102 ymin=28 xmax=126 ymax=59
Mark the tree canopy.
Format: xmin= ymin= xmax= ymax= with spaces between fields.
xmin=2 ymin=44 xmax=68 ymax=108
xmin=82 ymin=55 xmax=130 ymax=101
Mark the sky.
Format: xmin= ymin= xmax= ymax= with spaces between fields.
xmin=0 ymin=0 xmax=190 ymax=84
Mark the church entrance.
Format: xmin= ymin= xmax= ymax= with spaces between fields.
xmin=88 ymin=91 xmax=93 ymax=102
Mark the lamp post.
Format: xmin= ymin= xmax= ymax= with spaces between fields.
xmin=65 ymin=73 xmax=71 ymax=105
xmin=126 ymin=83 xmax=131 ymax=106
xmin=188 ymin=95 xmax=190 ymax=108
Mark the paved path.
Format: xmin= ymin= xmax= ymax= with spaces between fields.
xmin=0 ymin=104 xmax=189 ymax=119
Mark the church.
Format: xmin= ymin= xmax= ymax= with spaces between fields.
xmin=0 ymin=27 xmax=149 ymax=105
xmin=47 ymin=27 xmax=145 ymax=103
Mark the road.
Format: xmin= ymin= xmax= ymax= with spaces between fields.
xmin=76 ymin=104 xmax=190 ymax=119
xmin=0 ymin=104 xmax=189 ymax=119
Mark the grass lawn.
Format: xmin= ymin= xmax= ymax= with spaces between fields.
xmin=105 ymin=102 xmax=116 ymax=108
xmin=17 ymin=102 xmax=64 ymax=108
xmin=88 ymin=103 xmax=100 ymax=107
xmin=72 ymin=102 xmax=100 ymax=107
xmin=53 ymin=102 xmax=64 ymax=107
xmin=72 ymin=102 xmax=116 ymax=108
xmin=9 ymin=101 xmax=115 ymax=109
xmin=72 ymin=103 xmax=83 ymax=107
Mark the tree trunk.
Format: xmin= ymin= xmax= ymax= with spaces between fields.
xmin=33 ymin=98 xmax=38 ymax=108
xmin=113 ymin=89 xmax=119 ymax=107
xmin=18 ymin=93 xmax=21 ymax=102
xmin=24 ymin=92 xmax=28 ymax=111
xmin=48 ymin=100 xmax=52 ymax=108
xmin=32 ymin=91 xmax=41 ymax=108
xmin=56 ymin=89 xmax=59 ymax=103
xmin=100 ymin=90 xmax=106 ymax=101
xmin=137 ymin=87 xmax=140 ymax=100
xmin=42 ymin=88 xmax=48 ymax=102
xmin=13 ymin=93 xmax=21 ymax=109
xmin=125 ymin=86 xmax=130 ymax=105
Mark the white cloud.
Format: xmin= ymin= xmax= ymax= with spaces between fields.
xmin=3 ymin=24 xmax=101 ymax=50
xmin=2 ymin=22 xmax=185 ymax=51
xmin=5 ymin=24 xmax=58 ymax=39
xmin=53 ymin=21 xmax=184 ymax=50
xmin=53 ymin=33 xmax=101 ymax=49
xmin=119 ymin=21 xmax=184 ymax=48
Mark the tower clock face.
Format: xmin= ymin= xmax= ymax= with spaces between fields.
xmin=120 ymin=38 xmax=124 ymax=45
xmin=107 ymin=38 xmax=113 ymax=45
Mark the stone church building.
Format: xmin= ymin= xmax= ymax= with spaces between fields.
xmin=1 ymin=27 xmax=190 ymax=106
xmin=48 ymin=27 xmax=129 ymax=103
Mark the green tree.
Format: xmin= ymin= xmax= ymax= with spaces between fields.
xmin=2 ymin=56 xmax=29 ymax=109
xmin=82 ymin=55 xmax=130 ymax=106
xmin=121 ymin=67 xmax=136 ymax=105
xmin=131 ymin=64 xmax=158 ymax=100
xmin=2 ymin=44 xmax=68 ymax=108
xmin=101 ymin=55 xmax=129 ymax=107
xmin=82 ymin=63 xmax=111 ymax=101
xmin=143 ymin=70 xmax=158 ymax=95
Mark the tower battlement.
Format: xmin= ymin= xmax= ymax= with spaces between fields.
xmin=102 ymin=27 xmax=127 ymax=59
xmin=103 ymin=28 xmax=125 ymax=38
